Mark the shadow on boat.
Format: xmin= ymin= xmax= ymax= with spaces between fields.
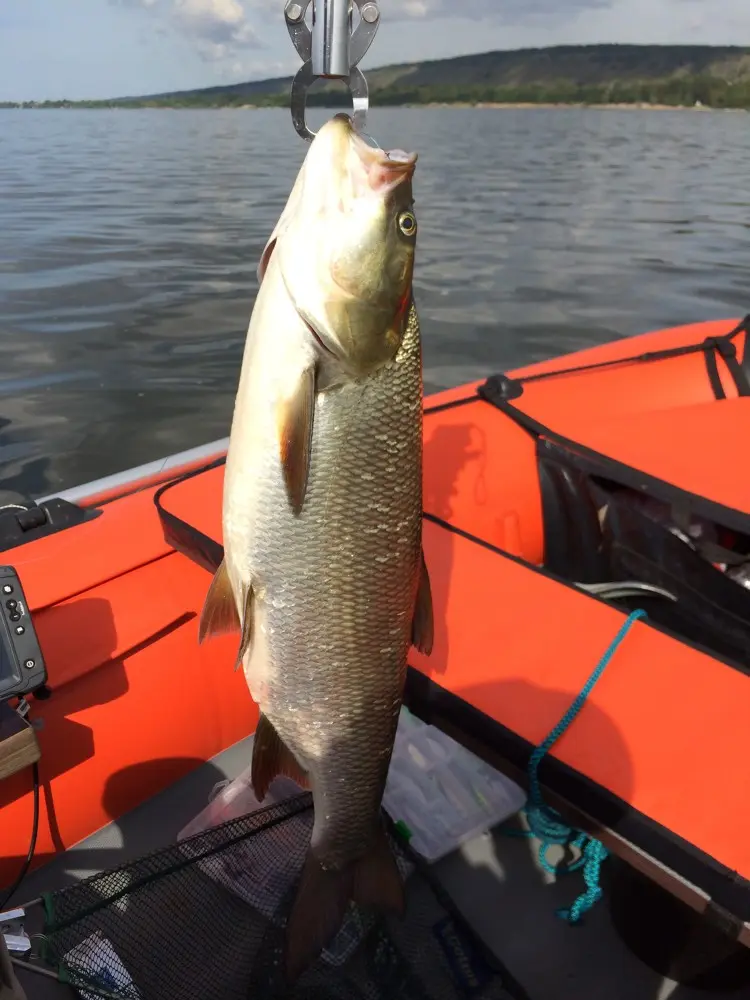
xmin=422 ymin=419 xmax=486 ymax=678
xmin=424 ymin=420 xmax=487 ymax=520
xmin=423 ymin=688 xmax=740 ymax=997
xmin=13 ymin=755 xmax=234 ymax=1000
xmin=9 ymin=756 xmax=228 ymax=901
xmin=0 ymin=597 xmax=128 ymax=878
xmin=436 ymin=815 xmax=740 ymax=1000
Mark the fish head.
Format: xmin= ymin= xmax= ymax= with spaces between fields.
xmin=263 ymin=114 xmax=418 ymax=378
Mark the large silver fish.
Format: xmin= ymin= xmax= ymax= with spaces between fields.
xmin=199 ymin=113 xmax=433 ymax=982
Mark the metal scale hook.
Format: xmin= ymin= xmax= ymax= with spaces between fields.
xmin=284 ymin=0 xmax=381 ymax=142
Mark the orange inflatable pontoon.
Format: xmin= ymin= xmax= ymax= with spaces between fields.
xmin=2 ymin=314 xmax=750 ymax=944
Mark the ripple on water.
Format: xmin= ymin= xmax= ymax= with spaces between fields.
xmin=1 ymin=105 xmax=749 ymax=495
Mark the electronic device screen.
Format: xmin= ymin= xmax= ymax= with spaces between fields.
xmin=0 ymin=567 xmax=47 ymax=700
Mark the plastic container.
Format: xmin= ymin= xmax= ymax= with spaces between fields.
xmin=383 ymin=707 xmax=527 ymax=863
xmin=180 ymin=707 xmax=526 ymax=866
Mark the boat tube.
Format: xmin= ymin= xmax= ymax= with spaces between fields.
xmin=1 ymin=314 xmax=749 ymax=955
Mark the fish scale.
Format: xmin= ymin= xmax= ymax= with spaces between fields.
xmin=246 ymin=302 xmax=424 ymax=865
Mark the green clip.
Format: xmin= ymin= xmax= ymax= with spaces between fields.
xmin=394 ymin=820 xmax=413 ymax=842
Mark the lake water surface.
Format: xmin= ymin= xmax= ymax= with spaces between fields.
xmin=1 ymin=106 xmax=749 ymax=498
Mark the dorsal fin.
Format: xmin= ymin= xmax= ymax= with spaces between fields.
xmin=411 ymin=547 xmax=434 ymax=655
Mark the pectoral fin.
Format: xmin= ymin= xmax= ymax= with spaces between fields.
xmin=198 ymin=559 xmax=239 ymax=642
xmin=277 ymin=366 xmax=315 ymax=516
xmin=234 ymin=584 xmax=255 ymax=672
xmin=199 ymin=561 xmax=256 ymax=671
xmin=411 ymin=547 xmax=434 ymax=656
xmin=251 ymin=712 xmax=311 ymax=801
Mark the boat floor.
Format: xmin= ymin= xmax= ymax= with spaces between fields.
xmin=11 ymin=737 xmax=733 ymax=1000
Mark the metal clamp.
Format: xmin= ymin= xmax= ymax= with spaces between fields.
xmin=285 ymin=0 xmax=380 ymax=142
xmin=575 ymin=581 xmax=678 ymax=603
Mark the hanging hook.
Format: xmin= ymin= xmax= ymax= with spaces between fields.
xmin=284 ymin=0 xmax=381 ymax=142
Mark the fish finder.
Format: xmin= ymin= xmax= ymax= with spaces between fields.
xmin=0 ymin=566 xmax=47 ymax=701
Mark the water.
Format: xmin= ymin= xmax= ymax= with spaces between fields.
xmin=1 ymin=106 xmax=749 ymax=499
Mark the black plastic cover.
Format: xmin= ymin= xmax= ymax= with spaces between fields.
xmin=0 ymin=565 xmax=47 ymax=699
xmin=601 ymin=493 xmax=750 ymax=673
xmin=537 ymin=442 xmax=606 ymax=583
xmin=0 ymin=497 xmax=97 ymax=553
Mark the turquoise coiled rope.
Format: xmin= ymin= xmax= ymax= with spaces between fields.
xmin=505 ymin=608 xmax=648 ymax=924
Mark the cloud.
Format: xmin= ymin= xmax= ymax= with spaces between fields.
xmin=117 ymin=0 xmax=618 ymax=72
xmin=384 ymin=0 xmax=612 ymax=23
xmin=174 ymin=0 xmax=256 ymax=45
xmin=240 ymin=0 xmax=614 ymax=23
xmin=121 ymin=0 xmax=615 ymax=30
xmin=117 ymin=0 xmax=263 ymax=62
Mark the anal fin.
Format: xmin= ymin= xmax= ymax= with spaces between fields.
xmin=411 ymin=547 xmax=434 ymax=655
xmin=251 ymin=713 xmax=310 ymax=801
xmin=198 ymin=559 xmax=239 ymax=643
xmin=277 ymin=365 xmax=315 ymax=516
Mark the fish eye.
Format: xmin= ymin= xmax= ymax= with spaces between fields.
xmin=397 ymin=211 xmax=417 ymax=237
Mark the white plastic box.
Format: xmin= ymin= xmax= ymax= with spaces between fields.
xmin=179 ymin=706 xmax=526 ymax=863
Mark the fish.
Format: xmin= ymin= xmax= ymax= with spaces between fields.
xmin=198 ymin=112 xmax=433 ymax=982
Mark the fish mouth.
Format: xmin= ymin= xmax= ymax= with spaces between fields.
xmin=330 ymin=113 xmax=417 ymax=195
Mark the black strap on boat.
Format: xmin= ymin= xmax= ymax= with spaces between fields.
xmin=701 ymin=334 xmax=750 ymax=400
xmin=479 ymin=315 xmax=750 ymax=404
xmin=153 ymin=456 xmax=225 ymax=574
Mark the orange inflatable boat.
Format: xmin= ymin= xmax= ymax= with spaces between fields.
xmin=2 ymin=314 xmax=750 ymax=948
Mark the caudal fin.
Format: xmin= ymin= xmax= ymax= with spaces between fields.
xmin=284 ymin=825 xmax=405 ymax=983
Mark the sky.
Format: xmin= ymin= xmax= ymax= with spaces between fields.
xmin=0 ymin=0 xmax=749 ymax=103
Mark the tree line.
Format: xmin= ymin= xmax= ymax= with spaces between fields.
xmin=6 ymin=76 xmax=750 ymax=110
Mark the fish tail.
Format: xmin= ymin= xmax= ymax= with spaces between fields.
xmin=284 ymin=824 xmax=405 ymax=983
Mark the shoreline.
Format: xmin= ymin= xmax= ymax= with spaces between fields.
xmin=4 ymin=101 xmax=748 ymax=113
xmin=416 ymin=101 xmax=746 ymax=112
xmin=226 ymin=101 xmax=745 ymax=112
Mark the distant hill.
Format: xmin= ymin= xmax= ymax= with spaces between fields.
xmin=11 ymin=44 xmax=750 ymax=110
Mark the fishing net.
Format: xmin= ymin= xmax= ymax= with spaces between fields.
xmin=37 ymin=793 xmax=529 ymax=1000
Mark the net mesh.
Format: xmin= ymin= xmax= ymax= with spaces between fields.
xmin=39 ymin=793 xmax=529 ymax=1000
